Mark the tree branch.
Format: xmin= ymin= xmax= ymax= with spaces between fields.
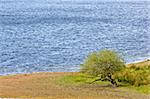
xmin=89 ymin=78 xmax=101 ymax=84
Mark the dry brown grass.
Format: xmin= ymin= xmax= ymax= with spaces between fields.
xmin=127 ymin=59 xmax=150 ymax=68
xmin=0 ymin=72 xmax=115 ymax=99
xmin=0 ymin=72 xmax=150 ymax=99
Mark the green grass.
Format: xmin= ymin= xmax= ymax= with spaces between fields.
xmin=57 ymin=73 xmax=110 ymax=86
xmin=57 ymin=73 xmax=150 ymax=94
xmin=127 ymin=85 xmax=150 ymax=94
xmin=116 ymin=81 xmax=150 ymax=94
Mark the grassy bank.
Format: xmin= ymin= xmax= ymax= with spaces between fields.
xmin=57 ymin=73 xmax=150 ymax=94
xmin=0 ymin=60 xmax=150 ymax=99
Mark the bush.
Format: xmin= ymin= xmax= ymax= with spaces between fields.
xmin=81 ymin=49 xmax=125 ymax=87
xmin=115 ymin=67 xmax=150 ymax=86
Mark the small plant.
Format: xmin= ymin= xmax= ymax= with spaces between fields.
xmin=81 ymin=49 xmax=125 ymax=87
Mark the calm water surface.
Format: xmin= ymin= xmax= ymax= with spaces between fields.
xmin=0 ymin=0 xmax=150 ymax=75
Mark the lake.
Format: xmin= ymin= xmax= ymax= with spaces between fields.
xmin=0 ymin=0 xmax=150 ymax=75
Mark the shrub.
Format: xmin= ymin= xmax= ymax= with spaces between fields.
xmin=81 ymin=49 xmax=125 ymax=87
xmin=115 ymin=67 xmax=150 ymax=86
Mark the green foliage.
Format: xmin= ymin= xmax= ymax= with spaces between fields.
xmin=115 ymin=67 xmax=150 ymax=86
xmin=81 ymin=50 xmax=125 ymax=86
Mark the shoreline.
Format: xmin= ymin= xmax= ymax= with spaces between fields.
xmin=126 ymin=58 xmax=150 ymax=64
xmin=0 ymin=59 xmax=150 ymax=76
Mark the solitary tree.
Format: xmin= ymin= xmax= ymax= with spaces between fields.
xmin=81 ymin=50 xmax=125 ymax=87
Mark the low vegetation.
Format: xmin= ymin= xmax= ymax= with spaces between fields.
xmin=58 ymin=73 xmax=150 ymax=94
xmin=57 ymin=73 xmax=110 ymax=86
xmin=115 ymin=66 xmax=150 ymax=86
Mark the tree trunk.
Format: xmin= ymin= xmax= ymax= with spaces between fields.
xmin=108 ymin=74 xmax=117 ymax=87
xmin=110 ymin=79 xmax=117 ymax=87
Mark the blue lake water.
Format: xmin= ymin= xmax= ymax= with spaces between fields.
xmin=0 ymin=0 xmax=150 ymax=75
